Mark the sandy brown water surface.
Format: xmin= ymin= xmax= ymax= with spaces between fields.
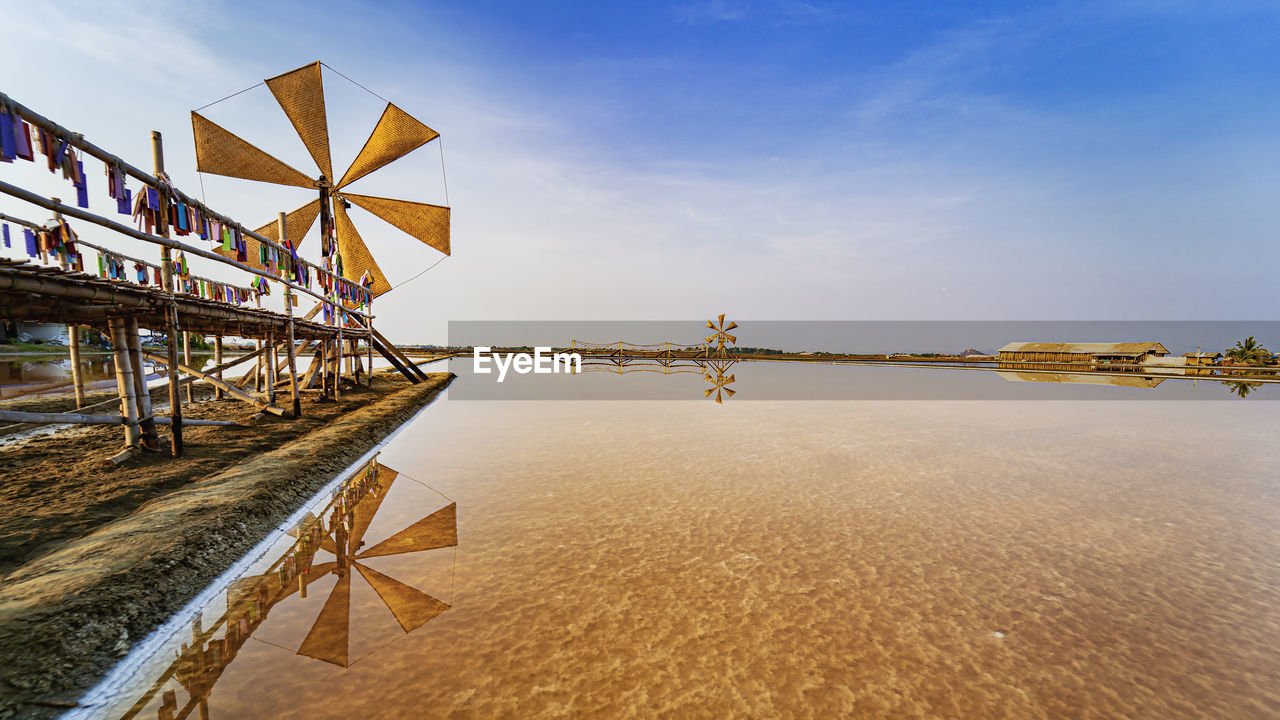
xmin=98 ymin=366 xmax=1280 ymax=719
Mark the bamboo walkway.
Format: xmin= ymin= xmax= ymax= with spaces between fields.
xmin=0 ymin=93 xmax=430 ymax=463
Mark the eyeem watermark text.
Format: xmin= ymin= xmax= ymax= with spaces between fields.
xmin=473 ymin=347 xmax=582 ymax=382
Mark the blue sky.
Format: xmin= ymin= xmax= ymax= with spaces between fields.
xmin=1 ymin=0 xmax=1278 ymax=342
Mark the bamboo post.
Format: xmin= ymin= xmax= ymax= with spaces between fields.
xmin=214 ymin=336 xmax=224 ymax=399
xmin=280 ymin=212 xmax=301 ymax=418
xmin=254 ymin=293 xmax=263 ymax=392
xmin=126 ymin=316 xmax=158 ymax=448
xmin=266 ymin=332 xmax=277 ymax=404
xmin=108 ymin=317 xmax=140 ymax=456
xmin=367 ymin=336 xmax=374 ymax=387
xmin=153 ymin=131 xmax=182 ymax=457
xmin=319 ymin=339 xmax=329 ymax=397
xmin=67 ymin=324 xmax=86 ymax=409
xmin=182 ymin=331 xmax=193 ymax=404
xmin=335 ymin=327 xmax=343 ymax=399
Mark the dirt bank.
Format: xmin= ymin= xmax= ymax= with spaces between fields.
xmin=0 ymin=372 xmax=453 ymax=718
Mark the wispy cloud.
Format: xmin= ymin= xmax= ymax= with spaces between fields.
xmin=672 ymin=0 xmax=844 ymax=26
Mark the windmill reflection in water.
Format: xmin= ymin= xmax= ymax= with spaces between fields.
xmin=127 ymin=460 xmax=456 ymax=720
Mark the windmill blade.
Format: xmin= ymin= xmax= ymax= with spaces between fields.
xmin=297 ymin=571 xmax=351 ymax=667
xmin=718 ymin=313 xmax=726 ymax=325
xmin=348 ymin=468 xmax=399 ymax=555
xmin=265 ymin=61 xmax=334 ymax=181
xmin=706 ymin=321 xmax=716 ymax=330
xmin=704 ymin=387 xmax=715 ymax=398
xmin=333 ymin=200 xmax=391 ymax=296
xmin=191 ymin=111 xmax=315 ymax=188
xmin=254 ymin=198 xmax=321 ymax=248
xmin=354 ymin=562 xmax=450 ymax=633
xmin=358 ymin=502 xmax=457 ymax=559
xmin=342 ymin=193 xmax=450 ymax=256
xmin=725 ymin=322 xmax=738 ymax=331
xmin=715 ymin=388 xmax=724 ymax=404
xmin=337 ymin=103 xmax=440 ymax=189
xmin=725 ymin=334 xmax=737 ymax=344
xmin=220 ymin=198 xmax=321 ymax=269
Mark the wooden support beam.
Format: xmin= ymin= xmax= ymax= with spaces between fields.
xmin=300 ymin=348 xmax=324 ymax=390
xmin=182 ymin=331 xmax=193 ymax=404
xmin=67 ymin=324 xmax=86 ymax=409
xmin=334 ymin=328 xmax=343 ymax=400
xmin=266 ymin=333 xmax=278 ymax=404
xmin=154 ymin=130 xmax=183 ymax=458
xmin=108 ymin=317 xmax=141 ymax=451
xmin=126 ymin=315 xmax=159 ymax=449
xmin=370 ymin=325 xmax=428 ymax=381
xmin=281 ymin=212 xmax=301 ymax=418
xmin=214 ymin=336 xmax=224 ymax=400
xmin=142 ymin=352 xmax=285 ymax=416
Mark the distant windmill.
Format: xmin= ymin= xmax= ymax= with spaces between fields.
xmin=704 ymin=314 xmax=738 ymax=356
xmin=191 ymin=61 xmax=449 ymax=297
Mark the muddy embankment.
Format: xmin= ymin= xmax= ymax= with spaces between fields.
xmin=0 ymin=371 xmax=453 ymax=718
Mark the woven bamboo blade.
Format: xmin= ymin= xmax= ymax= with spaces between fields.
xmin=358 ymin=502 xmax=458 ymax=558
xmin=255 ymin=197 xmax=322 ymax=250
xmin=191 ymin=111 xmax=315 ymax=188
xmin=354 ymin=562 xmax=449 ymax=632
xmin=333 ymin=201 xmax=390 ymax=296
xmin=298 ymin=571 xmax=351 ymax=667
xmin=341 ymin=193 xmax=450 ymax=255
xmin=336 ymin=103 xmax=439 ymax=189
xmin=265 ymin=61 xmax=334 ymax=181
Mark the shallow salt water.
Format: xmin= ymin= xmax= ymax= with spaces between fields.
xmin=90 ymin=361 xmax=1280 ymax=719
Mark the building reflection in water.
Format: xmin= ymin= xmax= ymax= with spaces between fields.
xmin=577 ymin=357 xmax=740 ymax=403
xmin=119 ymin=460 xmax=457 ymax=720
xmin=996 ymin=370 xmax=1167 ymax=389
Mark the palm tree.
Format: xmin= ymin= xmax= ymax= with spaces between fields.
xmin=1225 ymin=336 xmax=1272 ymax=365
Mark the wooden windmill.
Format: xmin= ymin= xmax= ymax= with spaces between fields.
xmin=191 ymin=61 xmax=449 ymax=297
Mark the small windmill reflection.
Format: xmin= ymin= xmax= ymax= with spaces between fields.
xmin=703 ymin=359 xmax=738 ymax=404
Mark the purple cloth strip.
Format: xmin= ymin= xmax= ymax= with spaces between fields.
xmin=76 ymin=161 xmax=89 ymax=208
xmin=0 ymin=111 xmax=15 ymax=161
